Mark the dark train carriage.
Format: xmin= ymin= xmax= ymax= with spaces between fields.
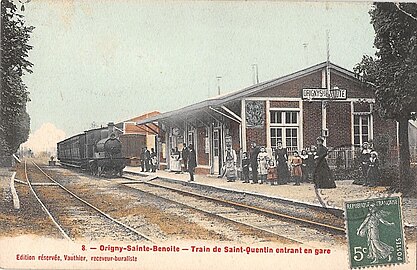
xmin=57 ymin=123 xmax=127 ymax=176
xmin=57 ymin=133 xmax=86 ymax=168
xmin=119 ymin=133 xmax=146 ymax=166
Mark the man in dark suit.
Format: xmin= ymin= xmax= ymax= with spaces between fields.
xmin=181 ymin=143 xmax=189 ymax=173
xmin=187 ymin=144 xmax=197 ymax=182
xmin=140 ymin=147 xmax=146 ymax=172
xmin=144 ymin=147 xmax=151 ymax=172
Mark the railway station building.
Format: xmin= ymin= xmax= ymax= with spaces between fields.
xmin=136 ymin=62 xmax=399 ymax=175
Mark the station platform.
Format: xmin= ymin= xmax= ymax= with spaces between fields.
xmin=124 ymin=166 xmax=417 ymax=227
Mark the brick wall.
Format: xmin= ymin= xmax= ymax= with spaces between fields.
xmin=254 ymin=71 xmax=322 ymax=98
xmin=246 ymin=101 xmax=267 ymax=147
xmin=196 ymin=127 xmax=209 ymax=166
xmin=159 ymin=130 xmax=166 ymax=163
xmin=302 ymin=101 xmax=322 ymax=148
xmin=330 ymin=72 xmax=373 ymax=99
xmin=270 ymin=101 xmax=299 ymax=108
xmin=373 ymin=113 xmax=398 ymax=146
xmin=230 ymin=121 xmax=241 ymax=151
xmin=327 ymin=102 xmax=351 ymax=147
xmin=354 ymin=103 xmax=371 ymax=112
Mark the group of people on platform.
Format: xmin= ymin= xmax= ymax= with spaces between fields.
xmin=169 ymin=143 xmax=197 ymax=181
xmin=222 ymin=137 xmax=336 ymax=189
xmin=141 ymin=138 xmax=381 ymax=188
xmin=140 ymin=147 xmax=158 ymax=173
xmin=353 ymin=141 xmax=381 ymax=187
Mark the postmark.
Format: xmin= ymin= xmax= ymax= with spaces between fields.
xmin=344 ymin=196 xmax=406 ymax=268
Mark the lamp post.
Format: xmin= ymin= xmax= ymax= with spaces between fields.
xmin=251 ymin=64 xmax=259 ymax=84
xmin=216 ymin=76 xmax=222 ymax=96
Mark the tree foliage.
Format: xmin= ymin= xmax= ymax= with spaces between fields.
xmin=354 ymin=3 xmax=417 ymax=121
xmin=354 ymin=3 xmax=417 ymax=194
xmin=0 ymin=0 xmax=33 ymax=156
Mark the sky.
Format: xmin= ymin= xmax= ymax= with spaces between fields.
xmin=19 ymin=0 xmax=377 ymax=146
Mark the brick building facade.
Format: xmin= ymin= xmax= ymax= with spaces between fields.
xmin=137 ymin=62 xmax=398 ymax=175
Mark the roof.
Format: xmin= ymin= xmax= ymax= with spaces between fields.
xmin=115 ymin=111 xmax=160 ymax=126
xmin=136 ymin=61 xmax=360 ymax=125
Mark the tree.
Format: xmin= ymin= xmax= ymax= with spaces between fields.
xmin=354 ymin=3 xmax=417 ymax=194
xmin=0 ymin=0 xmax=33 ymax=159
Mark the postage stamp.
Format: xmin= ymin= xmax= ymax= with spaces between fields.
xmin=345 ymin=196 xmax=406 ymax=268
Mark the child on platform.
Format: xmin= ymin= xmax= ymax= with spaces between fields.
xmin=291 ymin=151 xmax=302 ymax=186
xmin=241 ymin=152 xmax=250 ymax=183
xmin=267 ymin=159 xmax=277 ymax=185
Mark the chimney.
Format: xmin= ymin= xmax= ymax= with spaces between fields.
xmin=108 ymin=122 xmax=115 ymax=134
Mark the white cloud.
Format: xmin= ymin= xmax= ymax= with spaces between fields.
xmin=21 ymin=123 xmax=66 ymax=155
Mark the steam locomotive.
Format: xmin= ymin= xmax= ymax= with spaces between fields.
xmin=57 ymin=123 xmax=127 ymax=176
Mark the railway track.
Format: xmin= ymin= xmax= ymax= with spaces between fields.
xmin=121 ymin=174 xmax=345 ymax=245
xmin=25 ymin=161 xmax=154 ymax=242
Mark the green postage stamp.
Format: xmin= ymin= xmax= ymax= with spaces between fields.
xmin=345 ymin=196 xmax=406 ymax=268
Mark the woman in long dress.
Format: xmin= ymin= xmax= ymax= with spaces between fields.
xmin=313 ymin=137 xmax=336 ymax=189
xmin=274 ymin=141 xmax=290 ymax=184
xmin=367 ymin=151 xmax=380 ymax=187
xmin=224 ymin=145 xmax=237 ymax=182
xmin=356 ymin=204 xmax=394 ymax=263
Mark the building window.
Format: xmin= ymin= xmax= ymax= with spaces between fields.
xmin=354 ymin=114 xmax=370 ymax=147
xmin=270 ymin=110 xmax=299 ymax=154
xmin=270 ymin=111 xmax=282 ymax=124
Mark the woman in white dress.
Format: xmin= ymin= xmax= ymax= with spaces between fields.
xmin=257 ymin=146 xmax=269 ymax=184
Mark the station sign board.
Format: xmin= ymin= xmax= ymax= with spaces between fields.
xmin=302 ymin=88 xmax=347 ymax=100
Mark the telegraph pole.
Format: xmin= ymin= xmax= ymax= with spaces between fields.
xmin=216 ymin=76 xmax=222 ymax=95
xmin=251 ymin=64 xmax=259 ymax=84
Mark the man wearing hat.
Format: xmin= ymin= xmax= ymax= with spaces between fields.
xmin=313 ymin=136 xmax=336 ymax=189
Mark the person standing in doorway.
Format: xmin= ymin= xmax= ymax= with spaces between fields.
xmin=181 ymin=143 xmax=189 ymax=173
xmin=250 ymin=142 xmax=260 ymax=184
xmin=187 ymin=144 xmax=197 ymax=182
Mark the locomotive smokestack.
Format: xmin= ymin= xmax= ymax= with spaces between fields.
xmin=108 ymin=122 xmax=115 ymax=134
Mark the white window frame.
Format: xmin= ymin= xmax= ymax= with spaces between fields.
xmin=269 ymin=109 xmax=300 ymax=154
xmin=353 ymin=114 xmax=371 ymax=147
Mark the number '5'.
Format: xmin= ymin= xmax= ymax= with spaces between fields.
xmin=353 ymin=247 xmax=367 ymax=261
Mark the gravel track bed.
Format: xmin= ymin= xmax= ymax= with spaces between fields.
xmin=26 ymin=164 xmax=56 ymax=184
xmin=41 ymin=166 xmax=291 ymax=244
xmin=31 ymin=185 xmax=146 ymax=241
xmin=0 ymin=164 xmax=63 ymax=238
xmin=126 ymin=182 xmax=345 ymax=247
xmin=134 ymin=176 xmax=345 ymax=228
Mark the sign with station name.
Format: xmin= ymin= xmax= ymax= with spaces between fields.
xmin=302 ymin=88 xmax=347 ymax=100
